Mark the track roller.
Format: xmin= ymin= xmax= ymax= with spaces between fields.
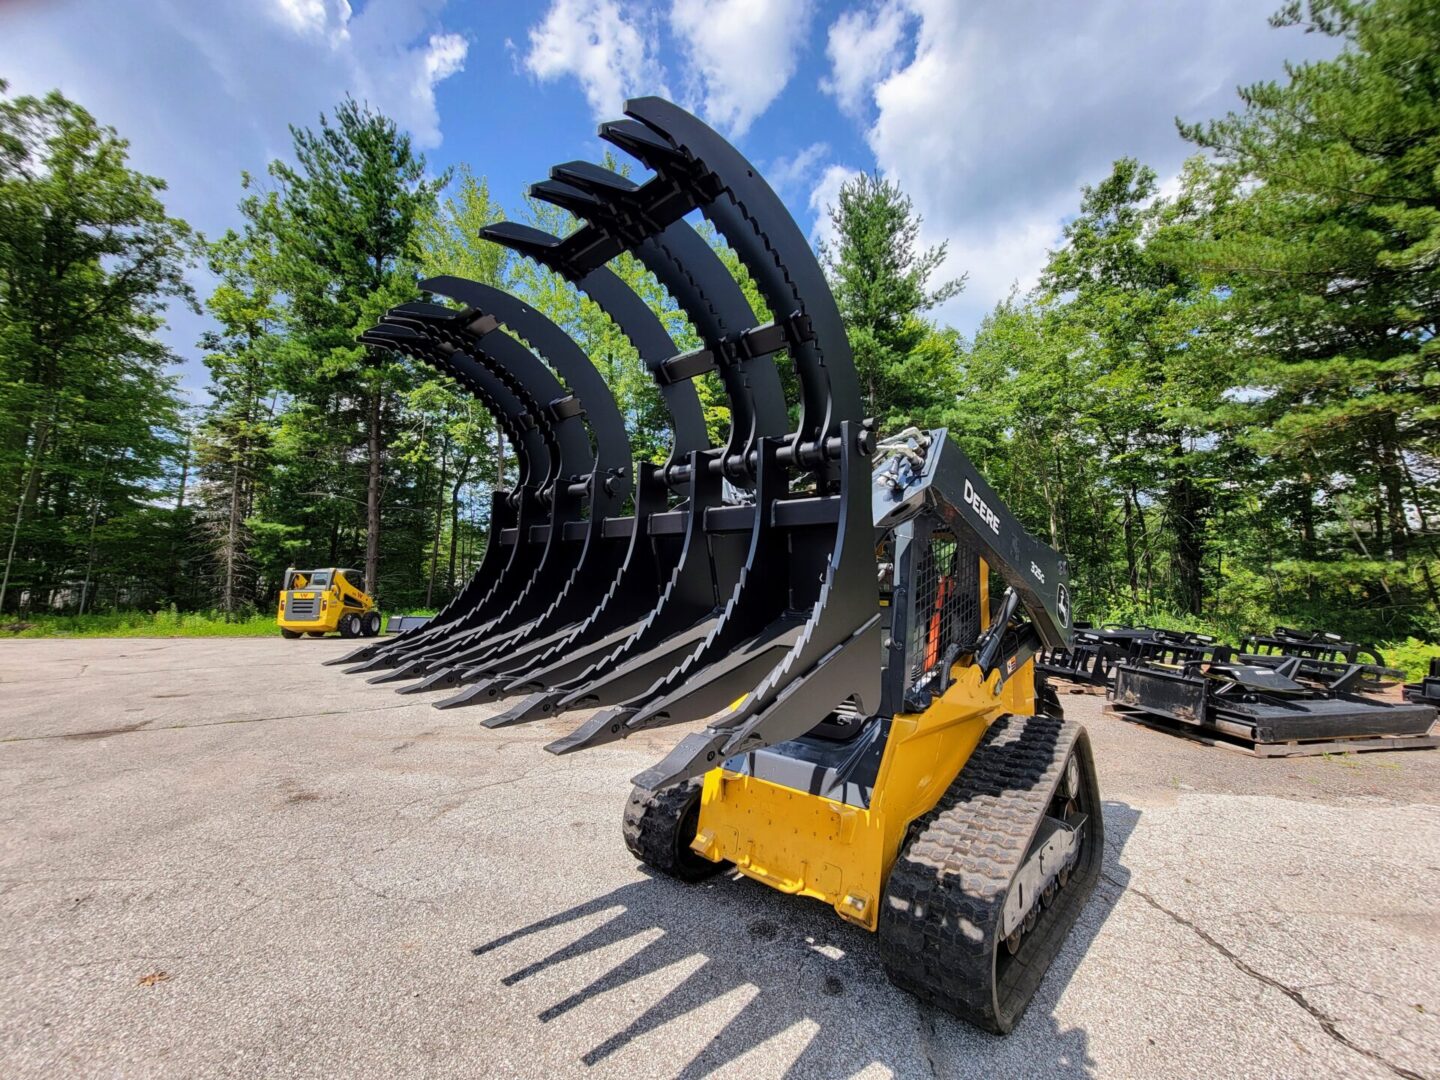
xmin=622 ymin=778 xmax=726 ymax=884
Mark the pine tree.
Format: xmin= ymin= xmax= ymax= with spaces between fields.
xmin=239 ymin=98 xmax=447 ymax=598
xmin=1179 ymin=0 xmax=1440 ymax=631
xmin=0 ymin=82 xmax=197 ymax=612
xmin=820 ymin=173 xmax=963 ymax=429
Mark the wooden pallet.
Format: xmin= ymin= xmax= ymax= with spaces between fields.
xmin=1102 ymin=702 xmax=1440 ymax=758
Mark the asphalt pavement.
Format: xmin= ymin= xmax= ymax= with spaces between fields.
xmin=1 ymin=637 xmax=1437 ymax=1079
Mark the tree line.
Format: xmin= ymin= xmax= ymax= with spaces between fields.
xmin=0 ymin=0 xmax=1435 ymax=645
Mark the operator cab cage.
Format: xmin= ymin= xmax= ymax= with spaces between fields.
xmin=874 ymin=428 xmax=1073 ymax=715
xmin=283 ymin=568 xmax=363 ymax=592
xmin=713 ymin=426 xmax=1075 ymax=813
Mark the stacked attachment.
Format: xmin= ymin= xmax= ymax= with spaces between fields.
xmin=325 ymin=98 xmax=1102 ymax=1034
xmin=1038 ymin=625 xmax=1177 ymax=687
xmin=335 ymin=95 xmax=895 ymax=792
xmin=1106 ymin=633 xmax=1437 ymax=756
xmin=1237 ymin=627 xmax=1401 ymax=693
xmin=1408 ymin=658 xmax=1440 ymax=706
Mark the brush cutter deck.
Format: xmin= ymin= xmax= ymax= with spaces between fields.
xmin=1110 ymin=633 xmax=1435 ymax=745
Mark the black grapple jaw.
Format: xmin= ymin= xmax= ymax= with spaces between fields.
xmin=341 ymin=97 xmax=999 ymax=793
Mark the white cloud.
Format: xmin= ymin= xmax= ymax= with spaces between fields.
xmin=0 ymin=0 xmax=470 ymax=392
xmin=669 ymin=0 xmax=813 ymax=136
xmin=520 ymin=0 xmax=808 ymax=137
xmin=524 ymin=0 xmax=667 ymax=121
xmin=421 ymin=32 xmax=468 ymax=96
xmin=819 ymin=1 xmax=910 ymax=117
xmin=268 ymin=0 xmax=352 ymax=43
xmin=820 ymin=0 xmax=1343 ymax=332
xmin=807 ymin=163 xmax=863 ymax=249
xmin=766 ymin=141 xmax=829 ymax=200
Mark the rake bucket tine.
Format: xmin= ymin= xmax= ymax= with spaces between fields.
xmin=393 ymin=672 xmax=452 ymax=695
xmin=331 ymin=318 xmax=550 ymax=666
xmin=530 ymin=166 xmax=789 ymax=456
xmin=366 ymin=660 xmax=429 ymax=685
xmin=522 ymin=458 xmax=730 ymax=717
xmin=592 ymin=98 xmax=878 ymax=787
xmin=365 ymin=308 xmax=595 ymax=671
xmin=633 ymin=421 xmax=882 ymax=790
xmin=476 ymin=128 xmax=812 ymax=728
xmin=432 ymin=682 xmax=501 ymax=711
xmin=484 ymin=691 xmax=563 ymax=728
xmin=481 ymin=168 xmax=793 ymax=713
xmin=403 ymin=279 xmax=628 ymax=677
xmin=346 ymin=330 xmax=555 ymax=675
xmin=460 ymin=223 xmax=720 ymax=688
xmin=548 ymin=618 xmax=810 ymax=755
xmin=402 ymin=666 xmax=464 ymax=694
xmin=478 ymin=220 xmax=709 ymax=472
xmin=611 ymin=101 xmax=862 ymax=457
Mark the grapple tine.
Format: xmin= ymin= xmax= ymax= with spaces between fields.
xmin=325 ymin=645 xmax=378 ymax=665
xmin=365 ymin=660 xmax=429 ymax=685
xmin=350 ymin=324 xmax=553 ymax=670
xmin=393 ymin=675 xmax=446 ymax=696
xmin=403 ymin=667 xmax=463 ymax=694
xmin=482 ymin=691 xmax=562 ymax=728
xmin=363 ymin=309 xmax=589 ymax=670
xmin=432 ymin=682 xmax=501 ymax=711
xmin=422 ymin=675 xmax=510 ymax=709
xmin=343 ymin=655 xmax=397 ymax=675
xmin=543 ymin=706 xmax=635 ymax=755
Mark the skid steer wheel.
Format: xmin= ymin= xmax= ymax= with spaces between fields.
xmin=362 ymin=611 xmax=382 ymax=637
xmin=338 ymin=613 xmax=363 ymax=639
xmin=280 ymin=628 xmax=302 ymax=640
xmin=622 ymin=779 xmax=725 ymax=883
xmin=878 ymin=713 xmax=1103 ymax=1034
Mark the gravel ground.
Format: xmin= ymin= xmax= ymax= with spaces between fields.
xmin=1 ymin=637 xmax=1437 ymax=1079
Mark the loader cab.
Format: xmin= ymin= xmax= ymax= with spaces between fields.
xmin=277 ymin=567 xmax=381 ymax=640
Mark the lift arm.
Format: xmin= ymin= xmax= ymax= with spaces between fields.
xmin=874 ymin=430 xmax=1074 ymax=654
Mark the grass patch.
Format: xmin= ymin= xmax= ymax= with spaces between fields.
xmin=1 ymin=605 xmax=438 ymax=640
xmin=1 ymin=609 xmax=279 ymax=639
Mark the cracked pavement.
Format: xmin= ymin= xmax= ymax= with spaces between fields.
xmin=1 ymin=637 xmax=1437 ymax=1078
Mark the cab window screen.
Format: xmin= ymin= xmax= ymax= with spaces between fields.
xmin=308 ymin=571 xmax=331 ymax=587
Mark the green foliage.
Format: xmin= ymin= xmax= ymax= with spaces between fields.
xmin=0 ymin=608 xmax=277 ymax=638
xmin=236 ymin=97 xmax=448 ymax=600
xmin=0 ymin=82 xmax=200 ymax=616
xmin=1381 ymin=637 xmax=1440 ymax=683
xmin=821 ymin=172 xmax=963 ymax=431
xmin=1172 ymin=0 xmax=1440 ymax=638
xmin=1 ymin=3 xmax=1435 ymax=659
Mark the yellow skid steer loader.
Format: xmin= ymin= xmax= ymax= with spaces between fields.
xmin=277 ymin=568 xmax=381 ymax=639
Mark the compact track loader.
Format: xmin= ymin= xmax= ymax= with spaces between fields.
xmin=331 ymin=98 xmax=1101 ymax=1033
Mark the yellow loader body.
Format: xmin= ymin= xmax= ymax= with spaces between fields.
xmin=276 ymin=567 xmax=379 ymax=638
xmin=691 ymin=657 xmax=1037 ymax=931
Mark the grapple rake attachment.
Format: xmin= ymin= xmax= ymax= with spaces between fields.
xmin=1238 ymin=626 xmax=1402 ymax=692
xmin=334 ymin=97 xmax=1113 ymax=1034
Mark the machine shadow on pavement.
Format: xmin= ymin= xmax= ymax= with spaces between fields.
xmin=470 ymin=800 xmax=1139 ymax=1078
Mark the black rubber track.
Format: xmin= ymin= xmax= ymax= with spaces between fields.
xmin=622 ymin=778 xmax=725 ymax=883
xmin=877 ymin=712 xmax=1103 ymax=1034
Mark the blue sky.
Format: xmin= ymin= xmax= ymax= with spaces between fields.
xmin=0 ymin=0 xmax=1340 ymax=400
